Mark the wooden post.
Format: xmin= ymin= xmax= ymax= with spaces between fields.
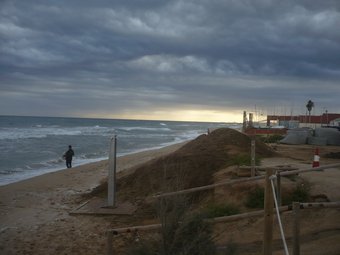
xmin=292 ymin=202 xmax=300 ymax=255
xmin=263 ymin=168 xmax=274 ymax=255
xmin=276 ymin=172 xmax=281 ymax=207
xmin=108 ymin=135 xmax=117 ymax=207
xmin=251 ymin=137 xmax=256 ymax=177
xmin=107 ymin=231 xmax=114 ymax=255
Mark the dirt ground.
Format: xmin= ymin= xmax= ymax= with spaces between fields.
xmin=0 ymin=140 xmax=339 ymax=255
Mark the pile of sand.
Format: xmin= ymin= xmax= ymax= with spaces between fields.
xmin=106 ymin=128 xmax=275 ymax=200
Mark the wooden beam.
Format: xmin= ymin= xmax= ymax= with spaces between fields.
xmin=153 ymin=175 xmax=264 ymax=198
xmin=279 ymin=163 xmax=340 ymax=177
xmin=263 ymin=168 xmax=274 ymax=255
xmin=292 ymin=202 xmax=300 ymax=255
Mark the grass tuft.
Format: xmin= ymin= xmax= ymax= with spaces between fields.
xmin=203 ymin=203 xmax=240 ymax=218
xmin=245 ymin=186 xmax=264 ymax=208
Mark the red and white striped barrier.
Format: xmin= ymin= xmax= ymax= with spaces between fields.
xmin=312 ymin=148 xmax=320 ymax=168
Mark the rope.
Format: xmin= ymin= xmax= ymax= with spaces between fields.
xmin=270 ymin=176 xmax=290 ymax=255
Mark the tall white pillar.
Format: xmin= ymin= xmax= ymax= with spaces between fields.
xmin=108 ymin=135 xmax=117 ymax=207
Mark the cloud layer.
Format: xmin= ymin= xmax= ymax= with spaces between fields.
xmin=1 ymin=0 xmax=339 ymax=121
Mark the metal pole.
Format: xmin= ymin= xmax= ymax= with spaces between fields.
xmin=292 ymin=202 xmax=300 ymax=255
xmin=108 ymin=135 xmax=117 ymax=207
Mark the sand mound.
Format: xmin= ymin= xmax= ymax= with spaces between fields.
xmin=117 ymin=128 xmax=275 ymax=199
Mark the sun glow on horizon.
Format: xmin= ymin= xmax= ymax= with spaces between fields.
xmin=85 ymin=109 xmax=243 ymax=123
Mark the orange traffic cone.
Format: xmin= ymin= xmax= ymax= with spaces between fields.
xmin=312 ymin=148 xmax=320 ymax=168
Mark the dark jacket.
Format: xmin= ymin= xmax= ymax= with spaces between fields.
xmin=64 ymin=149 xmax=74 ymax=161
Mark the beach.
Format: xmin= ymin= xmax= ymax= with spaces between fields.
xmin=0 ymin=142 xmax=186 ymax=255
xmin=0 ymin=134 xmax=340 ymax=255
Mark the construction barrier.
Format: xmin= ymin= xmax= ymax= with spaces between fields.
xmin=312 ymin=147 xmax=320 ymax=167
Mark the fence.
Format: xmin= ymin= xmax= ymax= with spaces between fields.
xmin=106 ymin=162 xmax=340 ymax=255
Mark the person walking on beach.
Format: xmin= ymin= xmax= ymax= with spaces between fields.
xmin=63 ymin=145 xmax=74 ymax=168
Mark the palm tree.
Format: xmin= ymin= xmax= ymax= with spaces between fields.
xmin=306 ymin=100 xmax=314 ymax=123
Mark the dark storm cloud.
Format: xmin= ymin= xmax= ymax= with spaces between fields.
xmin=1 ymin=0 xmax=340 ymax=119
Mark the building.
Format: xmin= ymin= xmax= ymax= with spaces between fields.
xmin=267 ymin=113 xmax=340 ymax=128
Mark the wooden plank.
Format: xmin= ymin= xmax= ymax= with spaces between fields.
xmin=279 ymin=163 xmax=340 ymax=177
xmin=153 ymin=175 xmax=264 ymax=198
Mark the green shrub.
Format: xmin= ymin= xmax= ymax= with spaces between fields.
xmin=259 ymin=135 xmax=284 ymax=143
xmin=203 ymin=203 xmax=240 ymax=218
xmin=245 ymin=186 xmax=264 ymax=208
xmin=283 ymin=183 xmax=311 ymax=205
xmin=232 ymin=154 xmax=261 ymax=166
xmin=129 ymin=196 xmax=216 ymax=255
xmin=168 ymin=214 xmax=216 ymax=255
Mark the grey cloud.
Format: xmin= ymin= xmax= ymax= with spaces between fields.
xmin=0 ymin=0 xmax=339 ymax=119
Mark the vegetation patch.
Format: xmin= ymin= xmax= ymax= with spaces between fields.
xmin=128 ymin=196 xmax=216 ymax=255
xmin=283 ymin=183 xmax=311 ymax=205
xmin=258 ymin=134 xmax=284 ymax=144
xmin=231 ymin=154 xmax=261 ymax=166
xmin=245 ymin=186 xmax=264 ymax=209
xmin=203 ymin=203 xmax=240 ymax=218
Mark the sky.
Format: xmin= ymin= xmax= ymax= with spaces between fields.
xmin=1 ymin=0 xmax=340 ymax=122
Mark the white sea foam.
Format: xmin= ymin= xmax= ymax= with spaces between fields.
xmin=0 ymin=127 xmax=83 ymax=140
xmin=0 ymin=154 xmax=110 ymax=186
xmin=118 ymin=127 xmax=171 ymax=132
xmin=0 ymin=126 xmax=118 ymax=140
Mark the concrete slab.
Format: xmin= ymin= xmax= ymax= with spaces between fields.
xmin=69 ymin=197 xmax=137 ymax=215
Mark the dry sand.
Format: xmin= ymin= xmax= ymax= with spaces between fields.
xmin=0 ymin=142 xmax=185 ymax=255
xmin=0 ymin=140 xmax=339 ymax=255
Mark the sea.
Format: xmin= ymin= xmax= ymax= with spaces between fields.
xmin=0 ymin=116 xmax=241 ymax=186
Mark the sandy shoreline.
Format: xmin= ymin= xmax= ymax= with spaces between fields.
xmin=0 ymin=142 xmax=186 ymax=254
xmin=0 ymin=137 xmax=339 ymax=255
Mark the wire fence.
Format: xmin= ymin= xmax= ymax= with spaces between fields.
xmin=107 ymin=162 xmax=340 ymax=255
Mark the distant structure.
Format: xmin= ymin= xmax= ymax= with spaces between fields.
xmin=242 ymin=109 xmax=340 ymax=135
xmin=243 ymin=110 xmax=287 ymax=135
xmin=242 ymin=111 xmax=247 ymax=132
xmin=267 ymin=113 xmax=340 ymax=129
xmin=331 ymin=118 xmax=340 ymax=127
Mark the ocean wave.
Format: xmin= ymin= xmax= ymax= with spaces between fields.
xmin=0 ymin=117 xmax=241 ymax=186
xmin=117 ymin=127 xmax=171 ymax=132
xmin=0 ymin=126 xmax=115 ymax=140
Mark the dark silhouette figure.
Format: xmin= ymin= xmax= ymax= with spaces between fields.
xmin=63 ymin=145 xmax=74 ymax=168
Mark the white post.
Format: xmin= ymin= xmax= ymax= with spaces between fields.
xmin=108 ymin=135 xmax=117 ymax=207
